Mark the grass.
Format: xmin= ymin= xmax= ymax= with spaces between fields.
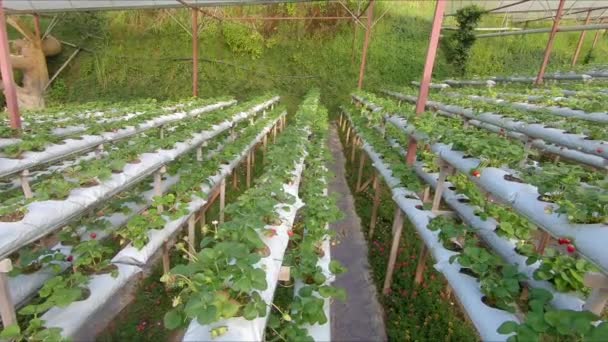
xmin=336 ymin=123 xmax=480 ymax=342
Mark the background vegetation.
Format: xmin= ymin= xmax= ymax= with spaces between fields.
xmin=28 ymin=1 xmax=608 ymax=112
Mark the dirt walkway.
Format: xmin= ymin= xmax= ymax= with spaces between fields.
xmin=328 ymin=125 xmax=387 ymax=342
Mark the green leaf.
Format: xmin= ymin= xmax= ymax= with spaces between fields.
xmin=0 ymin=324 xmax=21 ymax=339
xmin=164 ymin=309 xmax=184 ymax=330
xmin=498 ymin=321 xmax=519 ymax=334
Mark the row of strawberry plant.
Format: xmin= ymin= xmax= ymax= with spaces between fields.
xmin=339 ymin=107 xmax=515 ymax=340
xmin=266 ymin=104 xmax=347 ymax=341
xmin=351 ymin=93 xmax=608 ymax=275
xmin=380 ymin=90 xmax=607 ymax=170
xmin=356 ymin=91 xmax=606 ymax=225
xmin=0 ymin=97 xmax=236 ymax=179
xmin=0 ymin=105 xmax=286 ymax=341
xmin=0 ymin=96 xmax=278 ymax=260
xmin=386 ymin=89 xmax=608 ymax=160
xmin=446 ymin=92 xmax=608 ymax=127
xmin=5 ymin=112 xmax=258 ymax=308
xmin=447 ymin=85 xmax=608 ymax=117
xmin=164 ymin=91 xmax=318 ymax=341
xmin=342 ymin=105 xmax=608 ymax=341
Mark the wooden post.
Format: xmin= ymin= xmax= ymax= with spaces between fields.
xmin=196 ymin=146 xmax=203 ymax=162
xmin=357 ymin=0 xmax=375 ymax=89
xmin=0 ymin=259 xmax=16 ymax=328
xmin=536 ymin=230 xmax=551 ymax=254
xmin=535 ymin=0 xmax=566 ymax=85
xmin=95 ymin=144 xmax=104 ymax=160
xmin=571 ymin=10 xmax=593 ymax=67
xmin=422 ymin=186 xmax=431 ymax=203
xmin=20 ymin=170 xmax=33 ymax=199
xmin=188 ymin=215 xmax=196 ymax=257
xmin=219 ymin=178 xmax=226 ymax=224
xmin=583 ymin=273 xmax=608 ymax=315
xmin=356 ymin=153 xmax=367 ymax=190
xmin=345 ymin=125 xmax=351 ymax=143
xmin=350 ymin=136 xmax=358 ymax=163
xmin=154 ymin=166 xmax=166 ymax=213
xmin=369 ymin=174 xmax=381 ymax=238
xmin=232 ymin=169 xmax=238 ymax=189
xmin=162 ymin=243 xmax=171 ymax=275
xmin=192 ymin=8 xmax=199 ymax=97
xmin=519 ymin=139 xmax=533 ymax=168
xmin=272 ymin=124 xmax=277 ymax=143
xmin=199 ymin=207 xmax=206 ymax=227
xmin=431 ymin=160 xmax=451 ymax=212
xmin=414 ymin=245 xmax=429 ymax=284
xmin=0 ymin=1 xmax=21 ymax=130
xmin=383 ymin=209 xmax=405 ymax=294
xmin=246 ymin=149 xmax=252 ymax=188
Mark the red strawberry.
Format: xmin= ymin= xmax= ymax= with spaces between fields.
xmin=90 ymin=232 xmax=97 ymax=239
xmin=287 ymin=230 xmax=294 ymax=237
xmin=471 ymin=170 xmax=481 ymax=178
xmin=66 ymin=255 xmax=73 ymax=262
xmin=566 ymin=244 xmax=576 ymax=253
xmin=558 ymin=237 xmax=571 ymax=245
xmin=597 ymin=148 xmax=604 ymax=154
xmin=265 ymin=228 xmax=277 ymax=238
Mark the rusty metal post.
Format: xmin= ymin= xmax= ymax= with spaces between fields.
xmin=405 ymin=0 xmax=446 ymax=164
xmin=0 ymin=0 xmax=21 ymax=130
xmin=572 ymin=10 xmax=593 ymax=67
xmin=357 ymin=0 xmax=375 ymax=89
xmin=535 ymin=0 xmax=566 ymax=85
xmin=192 ymin=8 xmax=199 ymax=97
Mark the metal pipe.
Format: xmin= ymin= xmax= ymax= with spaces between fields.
xmin=476 ymin=22 xmax=608 ymax=38
xmin=572 ymin=10 xmax=593 ymax=67
xmin=0 ymin=0 xmax=21 ymax=130
xmin=192 ymin=8 xmax=199 ymax=97
xmin=357 ymin=0 xmax=374 ymax=89
xmin=535 ymin=0 xmax=566 ymax=85
xmin=406 ymin=0 xmax=446 ymax=166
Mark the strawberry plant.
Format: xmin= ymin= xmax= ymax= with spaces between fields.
xmin=533 ymin=248 xmax=596 ymax=294
xmin=498 ymin=288 xmax=607 ymax=341
xmin=71 ymin=239 xmax=117 ymax=276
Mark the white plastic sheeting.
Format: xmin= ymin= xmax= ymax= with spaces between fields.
xmin=467 ymin=94 xmax=608 ymax=124
xmin=0 ymin=97 xmax=278 ymax=260
xmin=41 ymin=264 xmax=142 ymax=337
xmin=0 ymin=100 xmax=236 ymax=178
xmin=183 ymin=156 xmax=306 ymax=341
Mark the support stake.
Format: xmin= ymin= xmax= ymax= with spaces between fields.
xmin=414 ymin=245 xmax=429 ymax=285
xmin=162 ymin=242 xmax=171 ymax=275
xmin=383 ymin=208 xmax=405 ymax=294
xmin=356 ymin=153 xmax=367 ymax=190
xmin=19 ymin=170 xmax=33 ymax=199
xmin=154 ymin=166 xmax=166 ymax=213
xmin=369 ymin=173 xmax=381 ymax=238
xmin=246 ymin=149 xmax=252 ymax=188
xmin=219 ymin=178 xmax=226 ymax=224
xmin=0 ymin=259 xmax=16 ymax=328
xmin=571 ymin=10 xmax=593 ymax=67
xmin=188 ymin=215 xmax=196 ymax=257
xmin=583 ymin=273 xmax=608 ymax=315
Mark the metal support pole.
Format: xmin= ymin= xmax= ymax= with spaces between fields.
xmin=33 ymin=14 xmax=41 ymax=40
xmin=357 ymin=0 xmax=375 ymax=89
xmin=383 ymin=208 xmax=405 ymax=294
xmin=572 ymin=10 xmax=593 ymax=67
xmin=535 ymin=0 xmax=566 ymax=85
xmin=406 ymin=0 xmax=446 ymax=163
xmin=192 ymin=8 xmax=199 ymax=97
xmin=591 ymin=20 xmax=604 ymax=49
xmin=0 ymin=1 xmax=21 ymax=130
